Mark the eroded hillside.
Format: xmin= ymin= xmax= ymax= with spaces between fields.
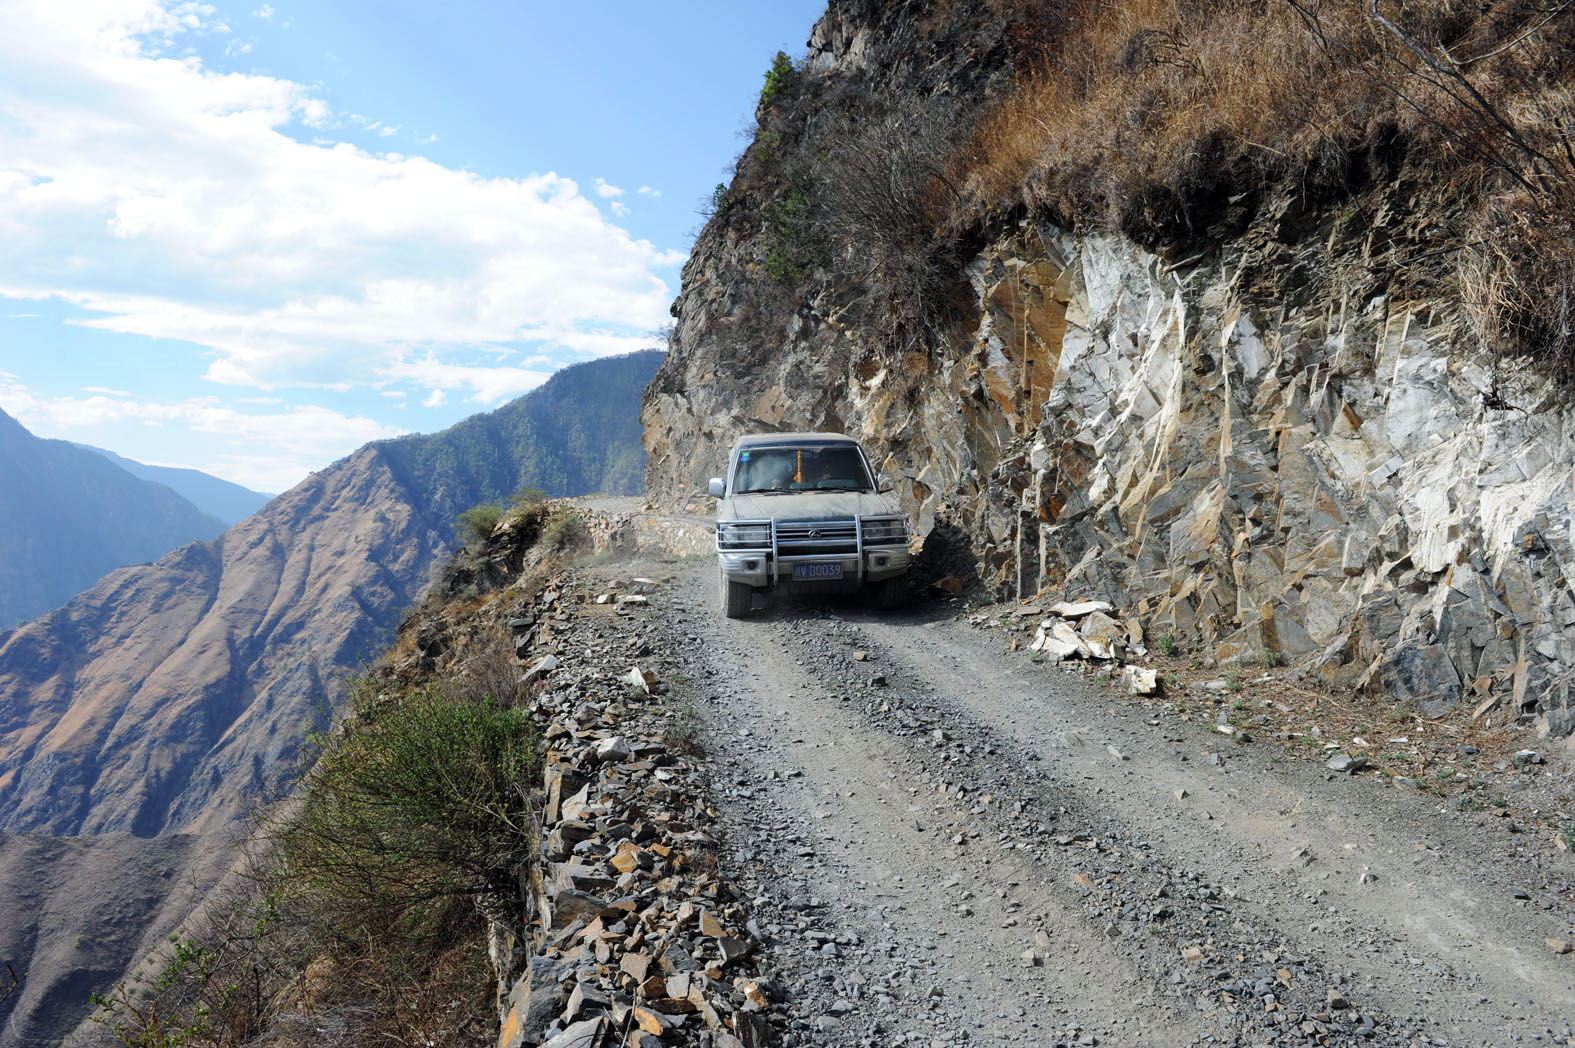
xmin=0 ymin=351 xmax=662 ymax=1046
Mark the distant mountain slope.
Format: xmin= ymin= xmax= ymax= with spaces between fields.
xmin=76 ymin=444 xmax=274 ymax=525
xmin=0 ymin=409 xmax=227 ymax=629
xmin=0 ymin=349 xmax=664 ymax=1045
xmin=377 ymin=348 xmax=662 ymax=513
xmin=0 ymin=829 xmax=222 ymax=1047
xmin=0 ymin=350 xmax=664 ymax=838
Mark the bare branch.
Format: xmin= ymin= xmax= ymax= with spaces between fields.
xmin=1366 ymin=0 xmax=1557 ymax=182
xmin=1441 ymin=2 xmax=1573 ymax=66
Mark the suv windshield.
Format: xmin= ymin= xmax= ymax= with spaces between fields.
xmin=732 ymin=445 xmax=873 ymax=494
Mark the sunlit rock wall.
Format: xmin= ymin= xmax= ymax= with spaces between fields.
xmin=644 ymin=217 xmax=1575 ymax=738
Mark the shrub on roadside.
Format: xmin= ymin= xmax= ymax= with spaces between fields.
xmin=760 ymin=50 xmax=798 ymax=110
xmin=456 ymin=501 xmax=505 ymax=548
xmin=277 ymin=679 xmax=538 ymax=932
xmin=539 ymin=508 xmax=588 ymax=555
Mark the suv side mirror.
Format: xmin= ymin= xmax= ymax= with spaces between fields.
xmin=707 ymin=477 xmax=725 ymax=498
xmin=877 ymin=472 xmax=893 ymax=493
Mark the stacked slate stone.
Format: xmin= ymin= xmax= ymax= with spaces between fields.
xmin=496 ymin=578 xmax=778 ymax=1048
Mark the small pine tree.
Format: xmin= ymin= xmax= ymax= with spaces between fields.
xmin=759 ymin=51 xmax=796 ymax=109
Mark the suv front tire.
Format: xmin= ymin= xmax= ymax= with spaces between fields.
xmin=721 ymin=567 xmax=753 ymax=619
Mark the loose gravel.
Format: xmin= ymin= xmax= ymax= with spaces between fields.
xmin=638 ymin=564 xmax=1575 ymax=1048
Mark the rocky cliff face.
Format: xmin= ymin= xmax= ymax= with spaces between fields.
xmin=643 ymin=4 xmax=1575 ymax=740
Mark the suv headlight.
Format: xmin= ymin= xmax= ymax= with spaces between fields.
xmin=861 ymin=517 xmax=908 ymax=545
xmin=717 ymin=521 xmax=772 ymax=549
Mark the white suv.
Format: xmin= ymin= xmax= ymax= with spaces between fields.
xmin=708 ymin=433 xmax=911 ymax=618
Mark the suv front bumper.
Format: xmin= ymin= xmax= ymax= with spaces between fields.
xmin=718 ymin=546 xmax=910 ymax=588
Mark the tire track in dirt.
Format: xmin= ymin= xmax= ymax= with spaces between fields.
xmin=650 ymin=562 xmax=1575 ymax=1046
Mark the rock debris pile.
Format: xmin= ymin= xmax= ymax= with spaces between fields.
xmin=981 ymin=599 xmax=1161 ymax=696
xmin=495 ymin=573 xmax=780 ymax=1048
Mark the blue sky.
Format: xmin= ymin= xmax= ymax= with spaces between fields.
xmin=0 ymin=0 xmax=823 ymax=492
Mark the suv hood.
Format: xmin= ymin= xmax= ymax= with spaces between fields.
xmin=720 ymin=491 xmax=899 ymax=521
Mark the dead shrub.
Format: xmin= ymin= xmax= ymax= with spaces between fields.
xmin=806 ymin=93 xmax=973 ymax=329
xmin=444 ymin=625 xmax=522 ymax=708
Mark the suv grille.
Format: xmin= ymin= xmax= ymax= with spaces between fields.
xmin=776 ymin=518 xmax=857 ymax=556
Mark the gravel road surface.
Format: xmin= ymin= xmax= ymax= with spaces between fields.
xmin=646 ymin=564 xmax=1575 ymax=1048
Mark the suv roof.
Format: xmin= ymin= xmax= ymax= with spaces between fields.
xmin=731 ymin=432 xmax=860 ymax=450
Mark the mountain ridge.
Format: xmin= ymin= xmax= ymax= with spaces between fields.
xmin=0 ymin=408 xmax=228 ymax=629
xmin=0 ymin=349 xmax=664 ymax=838
xmin=72 ymin=444 xmax=274 ymax=526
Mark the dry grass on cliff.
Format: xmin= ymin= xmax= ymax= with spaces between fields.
xmin=959 ymin=0 xmax=1361 ymax=228
xmin=953 ymin=0 xmax=1575 ymax=367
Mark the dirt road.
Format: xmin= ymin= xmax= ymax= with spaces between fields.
xmin=649 ymin=563 xmax=1575 ymax=1048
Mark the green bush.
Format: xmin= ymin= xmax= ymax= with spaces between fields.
xmin=539 ymin=508 xmax=588 ymax=554
xmin=277 ymin=681 xmax=538 ymax=934
xmin=759 ymin=50 xmax=796 ymax=109
xmin=664 ymin=703 xmax=705 ymax=758
xmin=763 ymin=178 xmax=811 ymax=282
xmin=510 ymin=487 xmax=547 ymax=511
xmin=455 ymin=501 xmax=505 ymax=547
xmin=704 ymin=181 xmax=732 ymax=219
xmin=89 ymin=606 xmax=544 ymax=1045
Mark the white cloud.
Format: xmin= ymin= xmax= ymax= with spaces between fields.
xmin=609 ymin=200 xmax=629 ymax=216
xmin=392 ymin=357 xmax=552 ymax=405
xmin=253 ymin=3 xmax=273 ymax=18
xmin=0 ymin=0 xmax=675 ymax=391
xmin=298 ymin=97 xmax=329 ymax=127
xmin=0 ymin=377 xmax=404 ymax=492
xmin=636 ymin=185 xmax=660 ymax=197
xmin=522 ymin=327 xmax=656 ymax=359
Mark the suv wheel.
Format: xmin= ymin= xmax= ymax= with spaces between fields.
xmin=869 ymin=576 xmax=906 ymax=611
xmin=720 ymin=568 xmax=753 ymax=619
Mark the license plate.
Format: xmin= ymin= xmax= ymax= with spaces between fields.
xmin=792 ymin=562 xmax=844 ymax=581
